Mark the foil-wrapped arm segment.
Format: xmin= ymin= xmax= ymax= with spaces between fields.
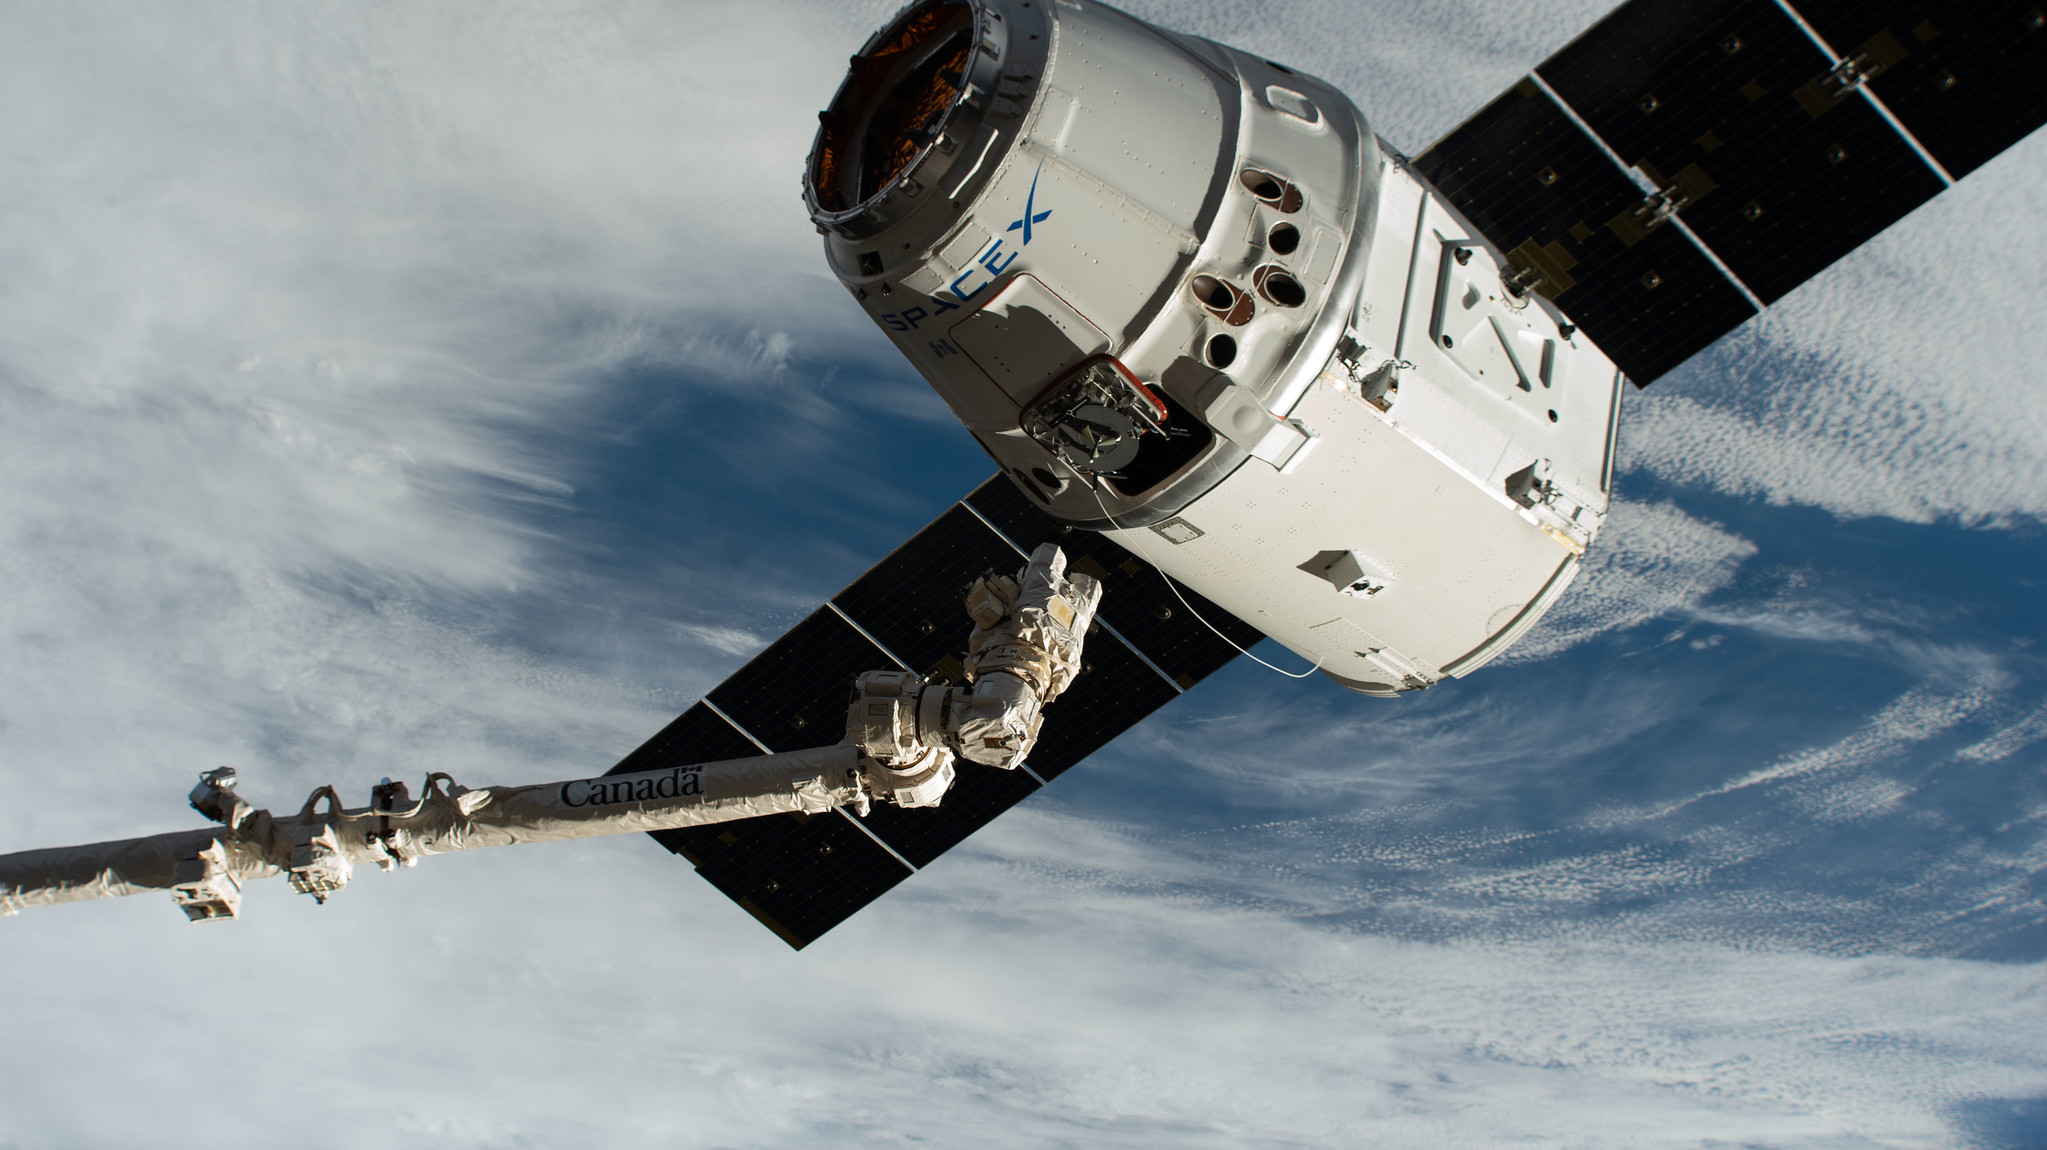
xmin=0 ymin=545 xmax=1108 ymax=920
xmin=952 ymin=542 xmax=1103 ymax=769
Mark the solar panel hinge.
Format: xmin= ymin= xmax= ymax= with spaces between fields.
xmin=1504 ymin=459 xmax=1594 ymax=555
xmin=1606 ymin=162 xmax=1717 ymax=247
xmin=1501 ymin=238 xmax=1578 ymax=301
xmin=1794 ymin=30 xmax=1912 ymax=118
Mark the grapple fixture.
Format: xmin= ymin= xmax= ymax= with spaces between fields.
xmin=1019 ymin=356 xmax=1168 ymax=476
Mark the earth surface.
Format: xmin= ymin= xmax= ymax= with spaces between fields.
xmin=2 ymin=2 xmax=2044 ymax=1146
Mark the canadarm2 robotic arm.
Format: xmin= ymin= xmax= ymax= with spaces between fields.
xmin=0 ymin=543 xmax=1100 ymax=921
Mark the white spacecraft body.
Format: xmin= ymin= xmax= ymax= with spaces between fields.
xmin=810 ymin=0 xmax=1621 ymax=694
xmin=6 ymin=0 xmax=2018 ymax=942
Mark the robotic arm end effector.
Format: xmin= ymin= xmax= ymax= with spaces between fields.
xmin=846 ymin=543 xmax=1104 ymax=804
xmin=955 ymin=542 xmax=1102 ymax=770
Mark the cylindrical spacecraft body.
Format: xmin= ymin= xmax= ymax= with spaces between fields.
xmin=809 ymin=0 xmax=1622 ymax=693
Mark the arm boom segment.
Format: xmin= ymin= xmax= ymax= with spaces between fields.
xmin=1 ymin=543 xmax=1100 ymax=923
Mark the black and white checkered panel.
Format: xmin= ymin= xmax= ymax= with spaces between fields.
xmin=1414 ymin=0 xmax=2044 ymax=384
xmin=605 ymin=475 xmax=1264 ymax=949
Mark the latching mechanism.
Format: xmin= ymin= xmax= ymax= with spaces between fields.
xmin=1501 ymin=238 xmax=1579 ymax=301
xmin=1505 ymin=458 xmax=1595 ymax=554
xmin=169 ymin=840 xmax=241 ymax=922
xmin=1328 ymin=329 xmax=1407 ymax=411
xmin=1795 ymin=31 xmax=1911 ymax=118
xmin=990 ymin=71 xmax=1037 ymax=118
xmin=285 ymin=786 xmax=354 ymax=903
xmin=1194 ymin=373 xmax=1317 ymax=472
xmin=1608 ymin=163 xmax=1717 ymax=246
xmin=1355 ymin=359 xmax=1406 ymax=407
xmin=188 ymin=766 xmax=252 ymax=829
xmin=1019 ymin=356 xmax=1169 ymax=476
xmin=287 ymin=825 xmax=352 ymax=904
xmin=1819 ymin=54 xmax=1876 ymax=98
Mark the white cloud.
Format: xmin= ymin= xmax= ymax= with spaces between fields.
xmin=1694 ymin=676 xmax=1999 ymax=807
xmin=675 ymin=621 xmax=769 ymax=658
xmin=0 ymin=1 xmax=873 ymax=597
xmin=0 ymin=0 xmax=880 ymax=852
xmin=1958 ymin=697 xmax=2047 ymax=763
xmin=1495 ymin=499 xmax=1757 ymax=665
xmin=2 ymin=3 xmax=2045 ymax=1147
xmin=5 ymin=816 xmax=2044 ymax=1149
xmin=1603 ymin=104 xmax=2047 ymax=527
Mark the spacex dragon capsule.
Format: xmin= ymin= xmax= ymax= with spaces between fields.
xmin=807 ymin=0 xmax=1619 ymax=695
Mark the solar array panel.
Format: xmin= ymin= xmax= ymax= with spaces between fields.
xmin=607 ymin=474 xmax=1264 ymax=948
xmin=599 ymin=0 xmax=2047 ymax=949
xmin=1412 ymin=78 xmax=1758 ymax=383
xmin=1413 ymin=0 xmax=2046 ymax=383
xmin=1540 ymin=0 xmax=1947 ymax=304
xmin=963 ymin=477 xmax=1266 ymax=693
xmin=1794 ymin=0 xmax=2047 ymax=178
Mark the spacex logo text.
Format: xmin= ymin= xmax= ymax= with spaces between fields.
xmin=878 ymin=162 xmax=1054 ymax=333
xmin=1007 ymin=161 xmax=1053 ymax=243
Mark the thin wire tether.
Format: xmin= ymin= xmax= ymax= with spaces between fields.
xmin=1086 ymin=480 xmax=1323 ymax=680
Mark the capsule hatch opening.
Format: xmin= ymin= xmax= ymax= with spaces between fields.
xmin=810 ymin=0 xmax=977 ymax=216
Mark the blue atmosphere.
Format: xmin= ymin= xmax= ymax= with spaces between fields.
xmin=1 ymin=2 xmax=2044 ymax=1146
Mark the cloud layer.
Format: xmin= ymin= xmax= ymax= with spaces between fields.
xmin=3 ymin=1 xmax=2046 ymax=1147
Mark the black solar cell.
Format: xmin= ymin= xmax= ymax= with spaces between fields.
xmin=706 ymin=608 xmax=898 ymax=753
xmin=622 ymin=0 xmax=2047 ymax=952
xmin=1023 ymin=631 xmax=1184 ymax=780
xmin=604 ymin=701 xmax=763 ymax=778
xmin=854 ymin=762 xmax=1042 ymax=869
xmin=831 ymin=503 xmax=1023 ymax=679
xmin=610 ymin=482 xmax=1253 ymax=947
xmin=609 ymin=701 xmax=912 ymax=949
xmin=1539 ymin=0 xmax=1945 ymax=303
xmin=655 ymin=809 xmax=912 ymax=948
xmin=1793 ymin=0 xmax=2047 ymax=178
